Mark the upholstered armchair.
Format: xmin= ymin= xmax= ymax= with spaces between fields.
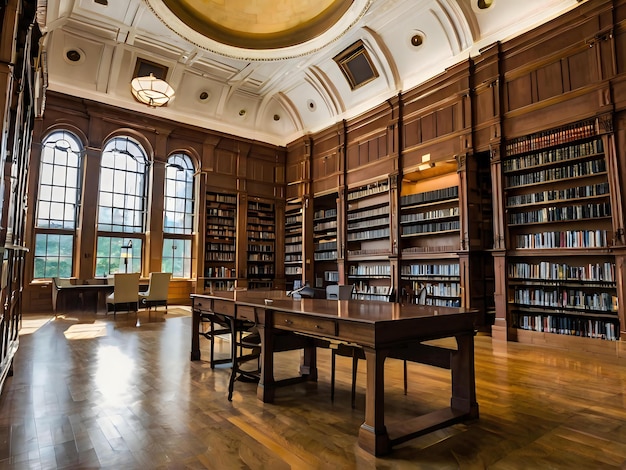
xmin=106 ymin=273 xmax=140 ymax=316
xmin=138 ymin=272 xmax=171 ymax=312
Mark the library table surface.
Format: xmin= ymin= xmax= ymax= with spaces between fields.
xmin=190 ymin=291 xmax=479 ymax=456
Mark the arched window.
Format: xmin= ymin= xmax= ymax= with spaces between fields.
xmin=33 ymin=130 xmax=83 ymax=278
xmin=95 ymin=136 xmax=148 ymax=276
xmin=162 ymin=153 xmax=194 ymax=277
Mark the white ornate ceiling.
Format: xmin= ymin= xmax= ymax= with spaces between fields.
xmin=38 ymin=0 xmax=581 ymax=146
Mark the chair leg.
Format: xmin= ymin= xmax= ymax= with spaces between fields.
xmin=227 ymin=318 xmax=237 ymax=401
xmin=351 ymin=352 xmax=359 ymax=409
xmin=403 ymin=360 xmax=408 ymax=395
xmin=331 ymin=349 xmax=337 ymax=402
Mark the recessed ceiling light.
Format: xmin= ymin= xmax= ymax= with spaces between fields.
xmin=411 ymin=34 xmax=423 ymax=47
xmin=273 ymin=114 xmax=280 ymax=121
xmin=238 ymin=109 xmax=246 ymax=116
xmin=307 ymin=100 xmax=316 ymax=111
xmin=199 ymin=91 xmax=210 ymax=101
xmin=477 ymin=0 xmax=493 ymax=9
xmin=66 ymin=50 xmax=82 ymax=62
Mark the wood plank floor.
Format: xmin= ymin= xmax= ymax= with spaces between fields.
xmin=1 ymin=307 xmax=625 ymax=469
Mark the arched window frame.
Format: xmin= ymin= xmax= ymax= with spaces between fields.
xmin=95 ymin=136 xmax=149 ymax=276
xmin=162 ymin=153 xmax=195 ymax=278
xmin=33 ymin=130 xmax=83 ymax=279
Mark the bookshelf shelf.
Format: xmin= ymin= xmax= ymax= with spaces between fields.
xmin=204 ymin=191 xmax=238 ymax=292
xmin=346 ymin=181 xmax=392 ymax=300
xmin=313 ymin=193 xmax=339 ymax=288
xmin=247 ymin=199 xmax=275 ymax=289
xmin=285 ymin=200 xmax=303 ymax=291
xmin=504 ymin=119 xmax=618 ymax=341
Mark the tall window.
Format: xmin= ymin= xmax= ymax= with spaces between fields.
xmin=33 ymin=131 xmax=83 ymax=278
xmin=162 ymin=153 xmax=194 ymax=277
xmin=96 ymin=137 xmax=148 ymax=275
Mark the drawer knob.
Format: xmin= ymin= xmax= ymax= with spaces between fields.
xmin=284 ymin=319 xmax=293 ymax=325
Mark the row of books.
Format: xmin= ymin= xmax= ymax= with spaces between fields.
xmin=314 ymin=220 xmax=337 ymax=231
xmin=508 ymin=261 xmax=615 ymax=282
xmin=347 ymin=205 xmax=389 ymax=221
xmin=205 ymin=267 xmax=236 ymax=278
xmin=247 ymin=216 xmax=274 ymax=224
xmin=205 ymin=280 xmax=236 ymax=291
xmin=248 ymin=202 xmax=273 ymax=212
xmin=348 ymin=264 xmax=391 ymax=276
xmin=503 ymin=138 xmax=603 ymax=172
xmin=205 ymin=253 xmax=235 ymax=262
xmin=508 ymin=202 xmax=611 ymax=225
xmin=506 ymin=182 xmax=609 ymax=207
xmin=347 ymin=180 xmax=389 ymax=201
xmin=206 ymin=227 xmax=235 ymax=238
xmin=248 ymin=243 xmax=273 ymax=253
xmin=206 ymin=243 xmax=234 ymax=252
xmin=515 ymin=229 xmax=608 ymax=249
xmin=248 ymin=253 xmax=273 ymax=261
xmin=347 ymin=228 xmax=390 ymax=241
xmin=314 ymin=208 xmax=337 ymax=220
xmin=285 ymin=214 xmax=302 ymax=226
xmin=512 ymin=288 xmax=617 ymax=312
xmin=505 ymin=158 xmax=605 ymax=187
xmin=402 ymin=220 xmax=460 ymax=236
xmin=247 ymin=231 xmax=275 ymax=240
xmin=206 ymin=194 xmax=236 ymax=204
xmin=248 ymin=266 xmax=274 ymax=275
xmin=325 ymin=271 xmax=339 ymax=282
xmin=426 ymin=298 xmax=461 ymax=307
xmin=285 ymin=245 xmax=302 ymax=255
xmin=314 ymin=240 xmax=337 ymax=251
xmin=284 ymin=254 xmax=302 ymax=262
xmin=206 ymin=208 xmax=235 ymax=217
xmin=285 ymin=266 xmax=302 ymax=275
xmin=347 ymin=216 xmax=390 ymax=231
xmin=515 ymin=314 xmax=618 ymax=341
xmin=314 ymin=251 xmax=337 ymax=261
xmin=401 ymin=263 xmax=460 ymax=276
xmin=400 ymin=207 xmax=459 ymax=224
xmin=400 ymin=186 xmax=458 ymax=206
xmin=505 ymin=120 xmax=596 ymax=155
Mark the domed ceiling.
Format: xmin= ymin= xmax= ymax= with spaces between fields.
xmin=160 ymin=0 xmax=354 ymax=49
xmin=38 ymin=0 xmax=581 ymax=146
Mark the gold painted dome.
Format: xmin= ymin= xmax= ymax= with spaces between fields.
xmin=161 ymin=0 xmax=354 ymax=49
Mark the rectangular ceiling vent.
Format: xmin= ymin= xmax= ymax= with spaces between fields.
xmin=94 ymin=0 xmax=108 ymax=5
xmin=333 ymin=40 xmax=379 ymax=90
xmin=133 ymin=58 xmax=168 ymax=80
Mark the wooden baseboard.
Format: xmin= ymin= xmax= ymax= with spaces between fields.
xmin=508 ymin=328 xmax=620 ymax=358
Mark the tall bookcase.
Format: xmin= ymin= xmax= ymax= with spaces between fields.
xmin=313 ymin=193 xmax=338 ymax=289
xmin=204 ymin=191 xmax=238 ymax=292
xmin=503 ymin=119 xmax=619 ymax=341
xmin=247 ymin=199 xmax=276 ymax=289
xmin=285 ymin=200 xmax=303 ymax=291
xmin=346 ymin=179 xmax=393 ymax=301
xmin=399 ymin=171 xmax=461 ymax=307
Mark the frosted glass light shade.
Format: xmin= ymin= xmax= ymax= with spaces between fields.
xmin=130 ymin=74 xmax=175 ymax=107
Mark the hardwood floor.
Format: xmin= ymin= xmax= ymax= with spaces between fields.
xmin=1 ymin=307 xmax=625 ymax=469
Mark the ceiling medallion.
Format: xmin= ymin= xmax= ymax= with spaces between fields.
xmin=145 ymin=0 xmax=373 ymax=61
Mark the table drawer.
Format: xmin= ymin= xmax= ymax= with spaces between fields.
xmin=273 ymin=312 xmax=337 ymax=337
xmin=213 ymin=299 xmax=235 ymax=316
xmin=193 ymin=298 xmax=212 ymax=312
xmin=237 ymin=305 xmax=256 ymax=322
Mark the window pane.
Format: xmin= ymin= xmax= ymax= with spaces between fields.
xmin=96 ymin=236 xmax=142 ymax=275
xmin=162 ymin=236 xmax=191 ymax=278
xmin=163 ymin=153 xmax=194 ymax=236
xmin=33 ymin=233 xmax=74 ymax=279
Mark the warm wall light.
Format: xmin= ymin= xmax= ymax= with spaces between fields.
xmin=130 ymin=74 xmax=175 ymax=107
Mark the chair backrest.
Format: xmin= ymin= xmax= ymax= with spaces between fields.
xmin=338 ymin=284 xmax=355 ymax=300
xmin=112 ymin=273 xmax=140 ymax=304
xmin=326 ymin=284 xmax=339 ymax=300
xmin=144 ymin=272 xmax=171 ymax=301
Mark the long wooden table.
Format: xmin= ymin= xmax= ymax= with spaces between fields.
xmin=191 ymin=291 xmax=479 ymax=456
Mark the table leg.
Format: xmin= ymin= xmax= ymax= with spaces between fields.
xmin=358 ymin=347 xmax=391 ymax=456
xmin=256 ymin=323 xmax=275 ymax=403
xmin=451 ymin=332 xmax=479 ymax=418
xmin=191 ymin=309 xmax=201 ymax=361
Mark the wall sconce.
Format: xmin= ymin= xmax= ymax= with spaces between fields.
xmin=130 ymin=74 xmax=175 ymax=107
xmin=121 ymin=240 xmax=133 ymax=273
xmin=418 ymin=153 xmax=435 ymax=171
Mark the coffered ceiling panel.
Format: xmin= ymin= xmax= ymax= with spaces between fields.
xmin=38 ymin=0 xmax=582 ymax=146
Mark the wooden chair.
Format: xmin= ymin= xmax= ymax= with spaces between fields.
xmin=139 ymin=272 xmax=171 ymax=312
xmin=106 ymin=273 xmax=140 ymax=316
xmin=226 ymin=312 xmax=261 ymax=401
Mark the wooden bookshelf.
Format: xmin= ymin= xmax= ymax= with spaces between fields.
xmin=285 ymin=200 xmax=303 ymax=291
xmin=399 ymin=171 xmax=461 ymax=306
xmin=247 ymin=199 xmax=276 ymax=289
xmin=203 ymin=191 xmax=237 ymax=292
xmin=313 ymin=193 xmax=338 ymax=289
xmin=504 ymin=119 xmax=619 ymax=341
xmin=346 ymin=179 xmax=393 ymax=301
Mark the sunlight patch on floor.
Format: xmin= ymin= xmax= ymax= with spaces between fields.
xmin=63 ymin=321 xmax=108 ymax=340
xmin=19 ymin=316 xmax=53 ymax=336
